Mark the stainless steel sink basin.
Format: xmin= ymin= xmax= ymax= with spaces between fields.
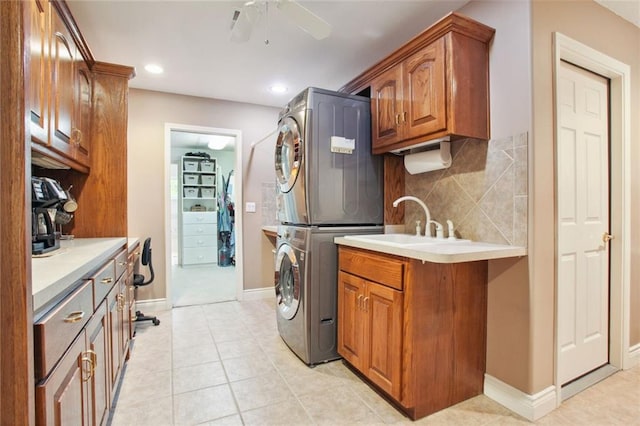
xmin=343 ymin=233 xmax=470 ymax=247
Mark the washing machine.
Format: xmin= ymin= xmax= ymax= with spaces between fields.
xmin=275 ymin=87 xmax=383 ymax=226
xmin=274 ymin=224 xmax=382 ymax=365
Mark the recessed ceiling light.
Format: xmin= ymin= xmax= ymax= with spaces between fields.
xmin=269 ymin=84 xmax=287 ymax=94
xmin=144 ymin=64 xmax=164 ymax=74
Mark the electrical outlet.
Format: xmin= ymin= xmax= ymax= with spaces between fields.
xmin=245 ymin=202 xmax=256 ymax=213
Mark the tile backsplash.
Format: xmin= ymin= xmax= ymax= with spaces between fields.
xmin=403 ymin=133 xmax=528 ymax=246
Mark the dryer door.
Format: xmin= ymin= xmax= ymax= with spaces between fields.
xmin=274 ymin=243 xmax=301 ymax=320
xmin=275 ymin=116 xmax=303 ymax=194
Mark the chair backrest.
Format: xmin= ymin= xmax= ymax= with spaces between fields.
xmin=137 ymin=237 xmax=154 ymax=286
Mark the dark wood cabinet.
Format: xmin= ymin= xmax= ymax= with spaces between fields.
xmin=371 ymin=38 xmax=446 ymax=152
xmin=85 ymin=302 xmax=109 ymax=426
xmin=342 ymin=13 xmax=495 ymax=154
xmin=337 ymin=245 xmax=489 ymax=420
xmin=29 ymin=0 xmax=94 ymax=172
xmin=338 ymin=270 xmax=403 ymax=400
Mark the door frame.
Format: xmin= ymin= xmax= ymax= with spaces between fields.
xmin=163 ymin=123 xmax=244 ymax=303
xmin=552 ymin=32 xmax=633 ymax=401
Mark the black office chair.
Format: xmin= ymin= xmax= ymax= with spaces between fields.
xmin=133 ymin=238 xmax=160 ymax=326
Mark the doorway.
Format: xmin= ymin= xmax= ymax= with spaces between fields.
xmin=164 ymin=123 xmax=244 ymax=307
xmin=553 ymin=33 xmax=632 ymax=402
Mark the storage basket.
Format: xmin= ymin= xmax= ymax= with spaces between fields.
xmin=183 ymin=187 xmax=199 ymax=198
xmin=200 ymin=175 xmax=215 ymax=186
xmin=200 ymin=188 xmax=215 ymax=198
xmin=200 ymin=160 xmax=215 ymax=172
xmin=183 ymin=174 xmax=198 ymax=184
xmin=183 ymin=160 xmax=199 ymax=172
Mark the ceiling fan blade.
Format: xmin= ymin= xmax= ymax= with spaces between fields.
xmin=230 ymin=1 xmax=262 ymax=42
xmin=276 ymin=0 xmax=331 ymax=40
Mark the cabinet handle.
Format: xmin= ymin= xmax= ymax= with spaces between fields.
xmin=117 ymin=294 xmax=125 ymax=311
xmin=118 ymin=261 xmax=127 ymax=266
xmin=357 ymin=294 xmax=363 ymax=310
xmin=64 ymin=311 xmax=85 ymax=323
xmin=363 ymin=296 xmax=369 ymax=312
xmin=81 ymin=350 xmax=95 ymax=382
xmin=101 ymin=277 xmax=113 ymax=285
xmin=71 ymin=127 xmax=82 ymax=146
xmin=395 ymin=114 xmax=400 ymax=126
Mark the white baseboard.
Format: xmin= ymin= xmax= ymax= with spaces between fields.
xmin=242 ymin=286 xmax=274 ymax=301
xmin=627 ymin=343 xmax=640 ymax=369
xmin=484 ymin=374 xmax=557 ymax=421
xmin=136 ymin=298 xmax=170 ymax=312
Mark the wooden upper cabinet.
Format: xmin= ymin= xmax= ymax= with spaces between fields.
xmin=403 ymin=38 xmax=446 ymax=141
xmin=29 ymin=0 xmax=48 ymax=146
xmin=341 ymin=13 xmax=495 ymax=154
xmin=29 ymin=0 xmax=93 ymax=172
xmin=371 ymin=66 xmax=403 ymax=148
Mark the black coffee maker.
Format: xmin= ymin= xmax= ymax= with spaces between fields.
xmin=32 ymin=207 xmax=59 ymax=254
xmin=31 ymin=177 xmax=71 ymax=255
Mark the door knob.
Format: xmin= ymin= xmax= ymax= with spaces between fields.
xmin=602 ymin=232 xmax=614 ymax=243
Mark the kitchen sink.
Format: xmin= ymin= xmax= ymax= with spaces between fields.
xmin=343 ymin=233 xmax=470 ymax=248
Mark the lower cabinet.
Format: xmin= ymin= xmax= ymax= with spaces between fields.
xmin=107 ymin=276 xmax=127 ymax=402
xmin=337 ymin=245 xmax=488 ymax=420
xmin=338 ymin=271 xmax=403 ymax=400
xmin=34 ymin=244 xmax=132 ymax=425
xmin=35 ymin=302 xmax=108 ymax=425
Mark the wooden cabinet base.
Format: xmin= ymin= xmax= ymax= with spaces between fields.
xmin=337 ymin=246 xmax=488 ymax=420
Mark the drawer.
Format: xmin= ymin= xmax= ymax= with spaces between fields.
xmin=339 ymin=247 xmax=405 ymax=291
xmin=183 ymin=223 xmax=216 ymax=236
xmin=183 ymin=235 xmax=216 ymax=248
xmin=92 ymin=259 xmax=117 ymax=309
xmin=114 ymin=249 xmax=128 ymax=280
xmin=183 ymin=212 xmax=216 ymax=224
xmin=183 ymin=247 xmax=217 ymax=264
xmin=34 ymin=280 xmax=93 ymax=380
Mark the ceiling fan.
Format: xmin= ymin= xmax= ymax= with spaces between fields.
xmin=230 ymin=0 xmax=332 ymax=43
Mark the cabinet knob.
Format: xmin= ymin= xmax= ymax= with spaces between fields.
xmin=101 ymin=277 xmax=113 ymax=285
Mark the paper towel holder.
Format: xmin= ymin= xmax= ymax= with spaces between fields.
xmin=390 ymin=136 xmax=450 ymax=155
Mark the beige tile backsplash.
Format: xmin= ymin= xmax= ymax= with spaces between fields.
xmin=403 ymin=133 xmax=528 ymax=246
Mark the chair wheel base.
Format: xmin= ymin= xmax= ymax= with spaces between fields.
xmin=135 ymin=310 xmax=160 ymax=326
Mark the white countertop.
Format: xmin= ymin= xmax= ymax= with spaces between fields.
xmin=128 ymin=237 xmax=140 ymax=252
xmin=334 ymin=236 xmax=526 ymax=264
xmin=32 ymin=237 xmax=127 ymax=313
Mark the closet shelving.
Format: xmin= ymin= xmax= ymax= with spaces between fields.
xmin=178 ymin=155 xmax=218 ymax=265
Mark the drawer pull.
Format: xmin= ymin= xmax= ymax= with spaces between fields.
xmin=118 ymin=261 xmax=127 ymax=266
xmin=357 ymin=295 xmax=363 ymax=310
xmin=63 ymin=311 xmax=85 ymax=323
xmin=363 ymin=296 xmax=370 ymax=312
xmin=101 ymin=277 xmax=113 ymax=285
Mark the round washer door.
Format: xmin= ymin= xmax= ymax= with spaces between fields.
xmin=274 ymin=243 xmax=301 ymax=320
xmin=275 ymin=116 xmax=303 ymax=194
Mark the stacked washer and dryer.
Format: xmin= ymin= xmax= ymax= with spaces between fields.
xmin=273 ymin=87 xmax=384 ymax=365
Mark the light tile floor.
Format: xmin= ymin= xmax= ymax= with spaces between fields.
xmin=110 ymin=299 xmax=640 ymax=425
xmin=171 ymin=264 xmax=236 ymax=307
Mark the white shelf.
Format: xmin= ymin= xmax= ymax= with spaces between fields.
xmin=178 ymin=155 xmax=218 ymax=265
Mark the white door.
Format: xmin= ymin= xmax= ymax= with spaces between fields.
xmin=557 ymin=61 xmax=611 ymax=385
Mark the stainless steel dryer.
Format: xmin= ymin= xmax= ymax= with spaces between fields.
xmin=275 ymin=87 xmax=383 ymax=226
xmin=274 ymin=224 xmax=382 ymax=365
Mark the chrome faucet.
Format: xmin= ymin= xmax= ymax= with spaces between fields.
xmin=392 ymin=196 xmax=432 ymax=237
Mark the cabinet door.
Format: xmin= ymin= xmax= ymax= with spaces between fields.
xmin=337 ymin=271 xmax=366 ymax=369
xmin=403 ymin=38 xmax=447 ymax=140
xmin=86 ymin=303 xmax=109 ymax=426
xmin=49 ymin=7 xmax=76 ymax=158
xmin=73 ymin=63 xmax=92 ymax=166
xmin=365 ymin=281 xmax=403 ymax=400
xmin=371 ymin=66 xmax=403 ymax=150
xmin=107 ymin=284 xmax=123 ymax=400
xmin=36 ymin=332 xmax=90 ymax=425
xmin=119 ymin=278 xmax=130 ymax=361
xmin=29 ymin=0 xmax=48 ymax=145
